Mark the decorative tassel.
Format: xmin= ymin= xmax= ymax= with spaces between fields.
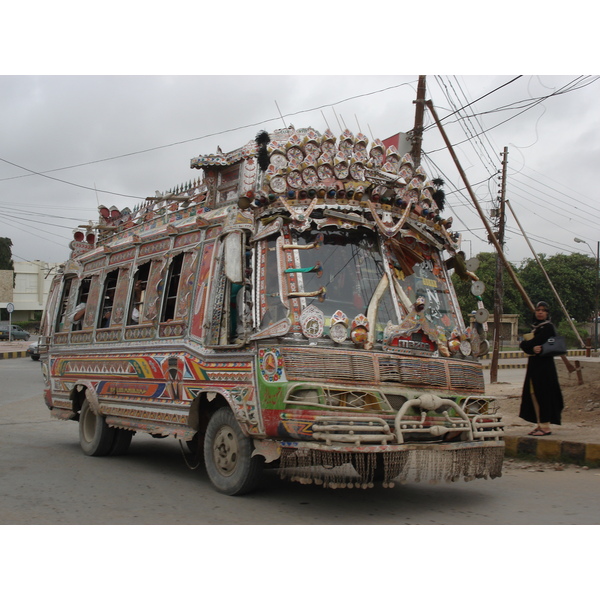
xmin=255 ymin=130 xmax=271 ymax=172
xmin=432 ymin=177 xmax=446 ymax=211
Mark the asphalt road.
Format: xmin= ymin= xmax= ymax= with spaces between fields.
xmin=2 ymin=356 xmax=596 ymax=600
xmin=1 ymin=357 xmax=599 ymax=527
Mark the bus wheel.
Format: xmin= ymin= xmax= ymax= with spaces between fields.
xmin=110 ymin=429 xmax=134 ymax=455
xmin=79 ymin=399 xmax=115 ymax=457
xmin=203 ymin=407 xmax=263 ymax=495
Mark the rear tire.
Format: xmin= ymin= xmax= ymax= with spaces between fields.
xmin=110 ymin=429 xmax=134 ymax=455
xmin=203 ymin=407 xmax=263 ymax=495
xmin=79 ymin=399 xmax=115 ymax=456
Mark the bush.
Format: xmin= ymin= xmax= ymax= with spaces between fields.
xmin=556 ymin=321 xmax=588 ymax=348
xmin=13 ymin=321 xmax=40 ymax=333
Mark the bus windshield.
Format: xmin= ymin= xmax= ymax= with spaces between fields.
xmin=295 ymin=227 xmax=397 ymax=339
xmin=258 ymin=226 xmax=465 ymax=346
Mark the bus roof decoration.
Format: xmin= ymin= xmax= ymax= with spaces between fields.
xmin=63 ymin=126 xmax=460 ymax=270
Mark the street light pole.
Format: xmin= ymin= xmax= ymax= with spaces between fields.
xmin=593 ymin=241 xmax=600 ymax=350
xmin=574 ymin=237 xmax=599 ymax=350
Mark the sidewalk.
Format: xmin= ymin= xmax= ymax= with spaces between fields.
xmin=491 ymin=382 xmax=600 ymax=468
xmin=0 ymin=339 xmax=31 ymax=359
xmin=3 ymin=340 xmax=599 ymax=467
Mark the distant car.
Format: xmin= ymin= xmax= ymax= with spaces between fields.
xmin=0 ymin=325 xmax=30 ymax=341
xmin=27 ymin=340 xmax=40 ymax=360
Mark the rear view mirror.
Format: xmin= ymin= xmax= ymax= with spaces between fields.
xmin=224 ymin=231 xmax=243 ymax=283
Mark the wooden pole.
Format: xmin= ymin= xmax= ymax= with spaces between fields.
xmin=410 ymin=76 xmax=427 ymax=168
xmin=425 ymin=100 xmax=535 ymax=313
xmin=490 ymin=148 xmax=508 ymax=383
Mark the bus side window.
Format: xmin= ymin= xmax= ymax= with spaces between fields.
xmin=128 ymin=262 xmax=151 ymax=325
xmin=161 ymin=253 xmax=184 ymax=322
xmin=55 ymin=278 xmax=74 ymax=332
xmin=206 ymin=232 xmax=249 ymax=346
xmin=70 ymin=277 xmax=91 ymax=331
xmin=98 ymin=270 xmax=119 ymax=329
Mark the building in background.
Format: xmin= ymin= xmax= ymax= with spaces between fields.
xmin=0 ymin=261 xmax=60 ymax=322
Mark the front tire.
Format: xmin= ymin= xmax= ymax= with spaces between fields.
xmin=79 ymin=399 xmax=115 ymax=456
xmin=203 ymin=407 xmax=263 ymax=495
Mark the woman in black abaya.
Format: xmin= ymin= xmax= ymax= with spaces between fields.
xmin=519 ymin=301 xmax=564 ymax=436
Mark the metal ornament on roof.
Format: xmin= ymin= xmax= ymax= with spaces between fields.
xmin=460 ymin=339 xmax=472 ymax=356
xmin=329 ymin=310 xmax=349 ymax=344
xmin=470 ymin=280 xmax=485 ymax=296
xmin=466 ymin=257 xmax=480 ymax=272
xmin=474 ymin=307 xmax=490 ymax=324
xmin=300 ymin=305 xmax=325 ymax=339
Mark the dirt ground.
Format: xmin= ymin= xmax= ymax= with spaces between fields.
xmin=494 ymin=358 xmax=600 ymax=426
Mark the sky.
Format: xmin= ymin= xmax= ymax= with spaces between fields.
xmin=2 ymin=72 xmax=599 ymax=272
xmin=1 ymin=3 xmax=599 ymax=277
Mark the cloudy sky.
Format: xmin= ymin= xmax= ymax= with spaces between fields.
xmin=2 ymin=4 xmax=599 ymax=276
xmin=2 ymin=73 xmax=599 ymax=270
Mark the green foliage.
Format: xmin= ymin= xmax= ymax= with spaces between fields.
xmin=0 ymin=237 xmax=14 ymax=271
xmin=13 ymin=320 xmax=40 ymax=332
xmin=451 ymin=252 xmax=523 ymax=322
xmin=556 ymin=320 xmax=589 ymax=349
xmin=517 ymin=252 xmax=596 ymax=324
xmin=451 ymin=250 xmax=597 ymax=328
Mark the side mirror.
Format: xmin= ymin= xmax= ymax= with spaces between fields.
xmin=224 ymin=231 xmax=243 ymax=283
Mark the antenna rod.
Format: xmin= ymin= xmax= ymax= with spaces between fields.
xmin=320 ymin=110 xmax=331 ymax=132
xmin=274 ymin=100 xmax=287 ymax=128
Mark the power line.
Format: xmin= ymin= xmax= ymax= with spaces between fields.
xmin=1 ymin=214 xmax=70 ymax=247
xmin=426 ymin=76 xmax=600 ymax=154
xmin=0 ymin=155 xmax=146 ymax=200
xmin=0 ymin=80 xmax=418 ymax=184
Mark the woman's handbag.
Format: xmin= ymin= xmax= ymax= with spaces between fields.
xmin=540 ymin=335 xmax=567 ymax=357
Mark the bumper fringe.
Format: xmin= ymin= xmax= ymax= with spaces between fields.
xmin=278 ymin=445 xmax=504 ymax=489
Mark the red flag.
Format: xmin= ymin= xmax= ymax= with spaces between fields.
xmin=382 ymin=133 xmax=400 ymax=150
xmin=381 ymin=132 xmax=411 ymax=155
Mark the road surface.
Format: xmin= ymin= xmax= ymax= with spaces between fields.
xmin=1 ymin=358 xmax=598 ymax=525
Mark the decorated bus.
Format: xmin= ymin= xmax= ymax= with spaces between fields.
xmin=39 ymin=124 xmax=504 ymax=494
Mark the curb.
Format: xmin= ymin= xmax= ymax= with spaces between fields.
xmin=481 ymin=350 xmax=589 ymax=369
xmin=482 ymin=350 xmax=588 ymax=360
xmin=504 ymin=435 xmax=600 ymax=468
xmin=0 ymin=351 xmax=27 ymax=360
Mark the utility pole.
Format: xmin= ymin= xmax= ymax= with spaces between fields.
xmin=490 ymin=147 xmax=508 ymax=383
xmin=410 ymin=75 xmax=427 ymax=168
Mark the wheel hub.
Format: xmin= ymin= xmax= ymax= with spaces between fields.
xmin=213 ymin=425 xmax=239 ymax=476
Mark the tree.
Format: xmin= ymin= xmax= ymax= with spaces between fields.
xmin=517 ymin=252 xmax=596 ymax=325
xmin=0 ymin=237 xmax=13 ymax=271
xmin=451 ymin=250 xmax=597 ymax=333
xmin=451 ymin=252 xmax=522 ymax=323
xmin=0 ymin=237 xmax=14 ymax=320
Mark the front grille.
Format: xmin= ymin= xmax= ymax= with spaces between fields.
xmin=449 ymin=363 xmax=484 ymax=391
xmin=379 ymin=356 xmax=446 ymax=387
xmin=282 ymin=348 xmax=375 ymax=382
xmin=280 ymin=347 xmax=484 ymax=392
